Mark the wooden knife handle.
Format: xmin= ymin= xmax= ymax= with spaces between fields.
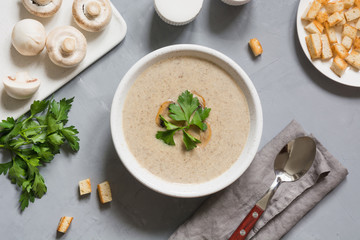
xmin=228 ymin=204 xmax=264 ymax=240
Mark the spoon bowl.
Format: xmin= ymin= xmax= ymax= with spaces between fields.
xmin=274 ymin=137 xmax=316 ymax=182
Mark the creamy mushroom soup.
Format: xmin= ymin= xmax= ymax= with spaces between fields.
xmin=123 ymin=56 xmax=250 ymax=184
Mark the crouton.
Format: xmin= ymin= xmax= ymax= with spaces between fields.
xmin=321 ymin=34 xmax=333 ymax=59
xmin=356 ymin=17 xmax=360 ymax=29
xmin=344 ymin=0 xmax=355 ymax=8
xmin=325 ymin=22 xmax=338 ymax=44
xmin=314 ymin=20 xmax=325 ymax=32
xmin=345 ymin=7 xmax=360 ymax=21
xmin=249 ymin=38 xmax=263 ymax=57
xmin=336 ymin=12 xmax=347 ymax=26
xmin=317 ymin=0 xmax=329 ymax=4
xmin=316 ymin=10 xmax=329 ymax=23
xmin=325 ymin=1 xmax=345 ymax=14
xmin=302 ymin=1 xmax=322 ymax=20
xmin=354 ymin=36 xmax=360 ymax=51
xmin=342 ymin=35 xmax=354 ymax=50
xmin=345 ymin=50 xmax=360 ymax=69
xmin=331 ymin=56 xmax=348 ymax=76
xmin=97 ymin=181 xmax=112 ymax=204
xmin=79 ymin=178 xmax=91 ymax=195
xmin=343 ymin=24 xmax=357 ymax=39
xmin=306 ymin=34 xmax=322 ymax=59
xmin=328 ymin=12 xmax=345 ymax=26
xmin=356 ymin=0 xmax=360 ymax=7
xmin=333 ymin=43 xmax=350 ymax=58
xmin=57 ymin=216 xmax=73 ymax=233
xmin=305 ymin=20 xmax=324 ymax=33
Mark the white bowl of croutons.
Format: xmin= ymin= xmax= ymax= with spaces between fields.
xmin=297 ymin=0 xmax=360 ymax=87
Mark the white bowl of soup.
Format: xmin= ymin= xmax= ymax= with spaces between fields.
xmin=111 ymin=44 xmax=262 ymax=198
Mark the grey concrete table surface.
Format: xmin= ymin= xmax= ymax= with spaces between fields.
xmin=1 ymin=0 xmax=360 ymax=239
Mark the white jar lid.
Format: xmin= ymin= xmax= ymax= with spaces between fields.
xmin=221 ymin=0 xmax=251 ymax=6
xmin=154 ymin=0 xmax=204 ymax=26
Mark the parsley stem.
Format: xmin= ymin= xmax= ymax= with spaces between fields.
xmin=14 ymin=151 xmax=29 ymax=163
xmin=21 ymin=125 xmax=47 ymax=133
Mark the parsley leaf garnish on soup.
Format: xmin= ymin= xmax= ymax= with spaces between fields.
xmin=156 ymin=90 xmax=211 ymax=150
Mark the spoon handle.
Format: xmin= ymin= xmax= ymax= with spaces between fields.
xmin=228 ymin=204 xmax=264 ymax=240
xmin=229 ymin=178 xmax=281 ymax=240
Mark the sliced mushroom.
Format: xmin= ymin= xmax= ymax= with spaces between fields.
xmin=199 ymin=122 xmax=211 ymax=147
xmin=11 ymin=19 xmax=46 ymax=56
xmin=72 ymin=0 xmax=112 ymax=32
xmin=22 ymin=0 xmax=62 ymax=18
xmin=155 ymin=100 xmax=175 ymax=127
xmin=46 ymin=26 xmax=87 ymax=68
xmin=191 ymin=90 xmax=206 ymax=108
xmin=3 ymin=72 xmax=40 ymax=100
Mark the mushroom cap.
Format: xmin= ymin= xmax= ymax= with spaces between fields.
xmin=72 ymin=0 xmax=112 ymax=32
xmin=3 ymin=72 xmax=41 ymax=100
xmin=22 ymin=0 xmax=63 ymax=18
xmin=46 ymin=26 xmax=87 ymax=68
xmin=11 ymin=19 xmax=46 ymax=56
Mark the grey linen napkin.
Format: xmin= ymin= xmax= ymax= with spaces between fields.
xmin=169 ymin=120 xmax=348 ymax=240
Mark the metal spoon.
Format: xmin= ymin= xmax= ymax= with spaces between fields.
xmin=229 ymin=136 xmax=316 ymax=240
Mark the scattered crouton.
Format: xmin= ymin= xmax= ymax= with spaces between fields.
xmin=325 ymin=1 xmax=345 ymax=14
xmin=345 ymin=50 xmax=360 ymax=69
xmin=345 ymin=7 xmax=360 ymax=21
xmin=328 ymin=12 xmax=345 ymax=26
xmin=324 ymin=22 xmax=338 ymax=44
xmin=331 ymin=56 xmax=348 ymax=77
xmin=306 ymin=34 xmax=322 ymax=59
xmin=79 ymin=178 xmax=91 ymax=195
xmin=97 ymin=181 xmax=112 ymax=204
xmin=249 ymin=38 xmax=263 ymax=57
xmin=321 ymin=34 xmax=333 ymax=59
xmin=57 ymin=216 xmax=73 ymax=233
xmin=316 ymin=10 xmax=329 ymax=23
xmin=302 ymin=1 xmax=322 ymax=20
xmin=333 ymin=43 xmax=350 ymax=58
xmin=342 ymin=35 xmax=354 ymax=50
xmin=344 ymin=0 xmax=355 ymax=8
xmin=305 ymin=20 xmax=324 ymax=33
xmin=343 ymin=24 xmax=357 ymax=39
xmin=354 ymin=37 xmax=360 ymax=51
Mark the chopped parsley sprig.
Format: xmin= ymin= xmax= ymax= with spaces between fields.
xmin=0 ymin=97 xmax=79 ymax=211
xmin=156 ymin=90 xmax=211 ymax=150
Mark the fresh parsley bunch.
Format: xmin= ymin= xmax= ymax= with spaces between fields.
xmin=0 ymin=97 xmax=79 ymax=211
xmin=156 ymin=90 xmax=211 ymax=150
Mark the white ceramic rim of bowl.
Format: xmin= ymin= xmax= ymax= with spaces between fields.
xmin=110 ymin=44 xmax=263 ymax=198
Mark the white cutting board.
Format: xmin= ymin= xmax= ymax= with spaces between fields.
xmin=0 ymin=0 xmax=127 ymax=119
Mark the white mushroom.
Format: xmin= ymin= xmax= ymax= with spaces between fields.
xmin=3 ymin=72 xmax=41 ymax=100
xmin=46 ymin=26 xmax=87 ymax=68
xmin=72 ymin=0 xmax=112 ymax=32
xmin=11 ymin=19 xmax=46 ymax=56
xmin=22 ymin=0 xmax=62 ymax=18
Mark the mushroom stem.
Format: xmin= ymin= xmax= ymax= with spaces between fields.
xmin=61 ymin=37 xmax=76 ymax=54
xmin=85 ymin=1 xmax=101 ymax=17
xmin=35 ymin=0 xmax=51 ymax=5
xmin=15 ymin=72 xmax=33 ymax=83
